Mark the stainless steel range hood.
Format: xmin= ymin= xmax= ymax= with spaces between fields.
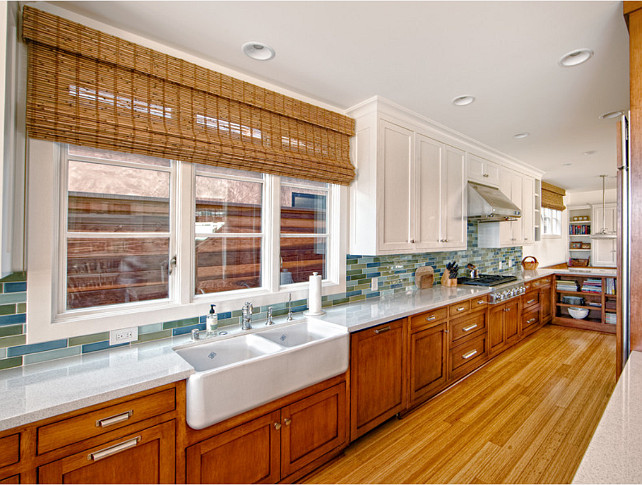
xmin=467 ymin=182 xmax=521 ymax=222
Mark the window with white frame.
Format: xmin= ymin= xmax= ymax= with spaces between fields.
xmin=26 ymin=141 xmax=346 ymax=342
xmin=541 ymin=207 xmax=562 ymax=236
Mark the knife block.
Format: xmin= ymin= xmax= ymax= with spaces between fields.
xmin=441 ymin=273 xmax=458 ymax=287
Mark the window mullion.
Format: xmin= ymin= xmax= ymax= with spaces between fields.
xmin=177 ymin=161 xmax=194 ymax=305
xmin=264 ymin=174 xmax=280 ymax=292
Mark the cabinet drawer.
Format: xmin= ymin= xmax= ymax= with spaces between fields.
xmin=523 ymin=308 xmax=540 ymax=330
xmin=532 ymin=277 xmax=551 ymax=289
xmin=37 ymin=388 xmax=176 ymax=455
xmin=450 ymin=336 xmax=486 ymax=372
xmin=0 ymin=434 xmax=19 ymax=469
xmin=470 ymin=295 xmax=488 ymax=311
xmin=522 ymin=290 xmax=540 ymax=310
xmin=450 ymin=312 xmax=486 ymax=344
xmin=410 ymin=307 xmax=448 ymax=331
xmin=449 ymin=300 xmax=471 ymax=317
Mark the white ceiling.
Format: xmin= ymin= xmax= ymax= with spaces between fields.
xmin=49 ymin=1 xmax=630 ymax=192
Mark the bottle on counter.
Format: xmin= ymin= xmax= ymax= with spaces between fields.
xmin=206 ymin=304 xmax=218 ymax=334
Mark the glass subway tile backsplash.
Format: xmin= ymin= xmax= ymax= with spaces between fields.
xmin=0 ymin=221 xmax=521 ymax=370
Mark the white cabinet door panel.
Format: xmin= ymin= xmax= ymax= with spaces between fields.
xmin=380 ymin=121 xmax=413 ymax=251
xmin=443 ymin=146 xmax=466 ymax=249
xmin=415 ymin=134 xmax=442 ymax=250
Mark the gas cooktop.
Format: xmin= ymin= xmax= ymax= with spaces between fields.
xmin=457 ymin=274 xmax=518 ymax=287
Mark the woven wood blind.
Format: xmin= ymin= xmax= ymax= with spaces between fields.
xmin=541 ymin=181 xmax=566 ymax=211
xmin=22 ymin=6 xmax=356 ymax=185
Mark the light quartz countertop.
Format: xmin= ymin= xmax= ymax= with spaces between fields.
xmin=0 ymin=268 xmax=614 ymax=432
xmin=0 ymin=335 xmax=194 ymax=432
xmin=573 ymin=351 xmax=642 ymax=483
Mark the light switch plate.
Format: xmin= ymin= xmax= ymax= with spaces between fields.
xmin=371 ymin=277 xmax=378 ymax=291
xmin=109 ymin=326 xmax=138 ymax=345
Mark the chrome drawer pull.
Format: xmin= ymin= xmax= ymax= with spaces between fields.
xmin=462 ymin=324 xmax=478 ymax=332
xmin=426 ymin=316 xmax=437 ymax=322
xmin=526 ymin=318 xmax=537 ymax=324
xmin=96 ymin=410 xmax=133 ymax=428
xmin=477 ymin=300 xmax=485 ymax=305
xmin=89 ymin=436 xmax=140 ymax=461
xmin=456 ymin=307 xmax=466 ymax=312
xmin=526 ymin=299 xmax=536 ymax=305
xmin=375 ymin=326 xmax=391 ymax=334
xmin=462 ymin=350 xmax=478 ymax=360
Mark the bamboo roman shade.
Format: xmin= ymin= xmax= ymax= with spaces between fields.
xmin=541 ymin=181 xmax=566 ymax=211
xmin=22 ymin=6 xmax=356 ymax=185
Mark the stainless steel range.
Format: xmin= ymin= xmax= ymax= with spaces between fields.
xmin=457 ymin=274 xmax=526 ymax=304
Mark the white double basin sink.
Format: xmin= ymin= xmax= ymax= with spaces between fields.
xmin=174 ymin=318 xmax=349 ymax=430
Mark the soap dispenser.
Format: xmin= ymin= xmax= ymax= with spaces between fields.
xmin=206 ymin=304 xmax=218 ymax=334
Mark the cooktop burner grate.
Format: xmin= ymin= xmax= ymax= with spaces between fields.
xmin=457 ymin=274 xmax=518 ymax=287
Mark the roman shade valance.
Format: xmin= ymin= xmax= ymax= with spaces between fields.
xmin=22 ymin=6 xmax=356 ymax=185
xmin=541 ymin=181 xmax=566 ymax=211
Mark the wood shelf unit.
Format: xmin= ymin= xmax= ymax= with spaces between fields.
xmin=553 ymin=274 xmax=616 ymax=334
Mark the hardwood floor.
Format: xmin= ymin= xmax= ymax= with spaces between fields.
xmin=305 ymin=325 xmax=616 ymax=484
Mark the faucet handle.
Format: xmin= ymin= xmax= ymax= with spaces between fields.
xmin=266 ymin=306 xmax=273 ymax=325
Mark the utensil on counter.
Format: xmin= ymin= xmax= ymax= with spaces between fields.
xmin=467 ymin=263 xmax=479 ymax=278
xmin=415 ymin=266 xmax=435 ymax=289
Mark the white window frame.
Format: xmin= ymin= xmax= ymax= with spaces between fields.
xmin=26 ymin=139 xmax=346 ymax=344
xmin=542 ymin=207 xmax=562 ymax=238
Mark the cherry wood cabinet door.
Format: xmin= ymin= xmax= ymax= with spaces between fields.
xmin=540 ymin=284 xmax=552 ymax=323
xmin=0 ymin=475 xmax=19 ymax=484
xmin=350 ymin=319 xmax=405 ymax=441
xmin=186 ymin=411 xmax=280 ymax=484
xmin=488 ymin=304 xmax=505 ymax=353
xmin=280 ymin=383 xmax=347 ymax=479
xmin=504 ymin=299 xmax=520 ymax=344
xmin=38 ymin=420 xmax=175 ymax=484
xmin=409 ymin=322 xmax=448 ymax=406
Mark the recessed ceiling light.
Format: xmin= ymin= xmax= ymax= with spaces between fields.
xmin=559 ymin=48 xmax=593 ymax=67
xmin=452 ymin=95 xmax=475 ymax=106
xmin=599 ymin=111 xmax=623 ymax=120
xmin=242 ymin=41 xmax=275 ymax=61
xmin=513 ymin=132 xmax=530 ymax=139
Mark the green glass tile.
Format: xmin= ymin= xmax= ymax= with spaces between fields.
xmin=0 ymin=272 xmax=26 ymax=283
xmin=139 ymin=323 xmax=163 ymax=335
xmin=0 ymin=325 xmax=23 ymax=338
xmin=23 ymin=346 xmax=81 ymax=365
xmin=68 ymin=332 xmax=109 ymax=347
xmin=0 ymin=293 xmax=26 ymax=305
xmin=17 ymin=303 xmax=26 ymax=314
xmin=331 ymin=298 xmax=349 ymax=305
xmin=136 ymin=330 xmax=172 ymax=343
xmin=162 ymin=317 xmax=199 ymax=330
xmin=0 ymin=304 xmax=15 ymax=316
xmin=0 ymin=357 xmax=22 ymax=369
xmin=347 ymin=259 xmax=358 ymax=265
xmin=0 ymin=334 xmax=26 ymax=348
xmin=346 ymin=269 xmax=362 ymax=276
xmin=231 ymin=310 xmax=242 ymax=318
xmin=348 ymin=295 xmax=366 ymax=302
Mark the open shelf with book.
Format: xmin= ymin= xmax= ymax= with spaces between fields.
xmin=553 ymin=274 xmax=616 ymax=333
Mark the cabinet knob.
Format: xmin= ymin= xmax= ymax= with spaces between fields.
xmin=284 ymin=418 xmax=292 ymax=426
xmin=274 ymin=422 xmax=281 ymax=430
xmin=483 ymin=173 xmax=489 ymax=178
xmin=409 ymin=239 xmax=415 ymax=243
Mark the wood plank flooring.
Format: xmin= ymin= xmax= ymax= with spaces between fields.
xmin=305 ymin=325 xmax=616 ymax=484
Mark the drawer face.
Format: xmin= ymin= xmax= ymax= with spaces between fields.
xmin=450 ymin=313 xmax=486 ymax=344
xmin=470 ymin=295 xmax=488 ymax=311
xmin=0 ymin=434 xmax=20 ymax=468
xmin=410 ymin=307 xmax=448 ymax=330
xmin=37 ymin=388 xmax=176 ymax=455
xmin=532 ymin=277 xmax=551 ymax=288
xmin=522 ymin=290 xmax=540 ymax=309
xmin=449 ymin=300 xmax=471 ymax=317
xmin=523 ymin=308 xmax=540 ymax=329
xmin=451 ymin=336 xmax=486 ymax=371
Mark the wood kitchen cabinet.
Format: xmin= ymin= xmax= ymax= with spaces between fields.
xmin=408 ymin=318 xmax=448 ymax=407
xmin=38 ymin=420 xmax=175 ymax=484
xmin=350 ymin=319 xmax=406 ymax=441
xmin=488 ymin=299 xmax=519 ymax=355
xmin=184 ymin=377 xmax=348 ymax=484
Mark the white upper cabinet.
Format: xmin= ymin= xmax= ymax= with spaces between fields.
xmin=349 ymin=114 xmax=466 ymax=255
xmin=591 ymin=203 xmax=616 ymax=267
xmin=521 ymin=175 xmax=535 ymax=245
xmin=467 ymin=153 xmax=500 ymax=188
xmin=592 ymin=203 xmax=616 ymax=234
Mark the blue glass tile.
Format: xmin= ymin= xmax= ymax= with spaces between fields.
xmin=292 ymin=304 xmax=308 ymax=313
xmin=365 ymin=292 xmax=380 ymax=299
xmin=365 ymin=271 xmax=381 ymax=278
xmin=0 ymin=313 xmax=26 ymax=326
xmin=173 ymin=323 xmax=206 ymax=336
xmin=366 ymin=262 xmax=381 ymax=268
xmin=7 ymin=338 xmax=68 ymax=357
xmin=81 ymin=341 xmax=128 ymax=354
xmin=345 ymin=290 xmax=361 ymax=298
xmin=4 ymin=282 xmax=26 ymax=293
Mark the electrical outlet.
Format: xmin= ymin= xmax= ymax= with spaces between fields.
xmin=499 ymin=261 xmax=503 ymax=270
xmin=371 ymin=277 xmax=378 ymax=291
xmin=109 ymin=326 xmax=138 ymax=345
xmin=508 ymin=259 xmax=513 ymax=267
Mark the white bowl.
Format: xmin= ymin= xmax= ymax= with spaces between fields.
xmin=568 ymin=307 xmax=589 ymax=319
